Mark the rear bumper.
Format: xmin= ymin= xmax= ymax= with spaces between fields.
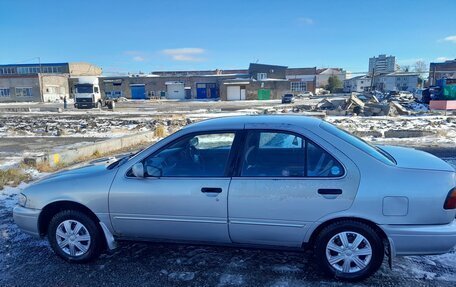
xmin=381 ymin=219 xmax=456 ymax=256
xmin=13 ymin=205 xmax=41 ymax=237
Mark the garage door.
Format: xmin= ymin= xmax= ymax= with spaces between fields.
xmin=130 ymin=85 xmax=146 ymax=99
xmin=227 ymin=86 xmax=241 ymax=101
xmin=166 ymin=83 xmax=185 ymax=99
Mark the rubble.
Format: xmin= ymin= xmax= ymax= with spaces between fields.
xmin=315 ymin=92 xmax=425 ymax=116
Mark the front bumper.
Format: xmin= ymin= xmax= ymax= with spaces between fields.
xmin=13 ymin=205 xmax=41 ymax=237
xmin=382 ymin=219 xmax=456 ymax=256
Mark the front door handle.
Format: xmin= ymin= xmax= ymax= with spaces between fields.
xmin=318 ymin=188 xmax=342 ymax=195
xmin=201 ymin=187 xmax=222 ymax=193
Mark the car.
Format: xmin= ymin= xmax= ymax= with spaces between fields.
xmin=13 ymin=115 xmax=456 ymax=281
xmin=297 ymin=91 xmax=314 ymax=98
xmin=282 ymin=93 xmax=295 ymax=104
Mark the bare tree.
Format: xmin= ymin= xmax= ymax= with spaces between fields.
xmin=399 ymin=65 xmax=411 ymax=72
xmin=414 ymin=60 xmax=427 ymax=73
xmin=414 ymin=60 xmax=428 ymax=88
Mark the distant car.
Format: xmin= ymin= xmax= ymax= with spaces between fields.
xmin=281 ymin=93 xmax=295 ymax=104
xmin=414 ymin=89 xmax=425 ymax=102
xmin=13 ymin=116 xmax=456 ymax=281
xmin=297 ymin=91 xmax=314 ymax=98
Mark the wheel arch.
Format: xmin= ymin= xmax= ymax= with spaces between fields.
xmin=38 ymin=200 xmax=105 ymax=246
xmin=305 ymin=217 xmax=389 ymax=248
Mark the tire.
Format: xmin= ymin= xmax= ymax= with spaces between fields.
xmin=314 ymin=220 xmax=384 ymax=281
xmin=48 ymin=210 xmax=103 ymax=263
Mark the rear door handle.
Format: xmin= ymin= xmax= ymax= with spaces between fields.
xmin=201 ymin=187 xmax=222 ymax=193
xmin=318 ymin=188 xmax=342 ymax=195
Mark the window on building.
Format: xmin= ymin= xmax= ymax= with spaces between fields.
xmin=15 ymin=87 xmax=33 ymax=97
xmin=290 ymin=81 xmax=307 ymax=92
xmin=0 ymin=88 xmax=10 ymax=97
xmin=0 ymin=67 xmax=16 ymax=75
xmin=257 ymin=73 xmax=267 ymax=80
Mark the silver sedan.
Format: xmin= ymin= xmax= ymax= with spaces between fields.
xmin=13 ymin=115 xmax=456 ymax=281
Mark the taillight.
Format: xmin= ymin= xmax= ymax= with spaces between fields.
xmin=444 ymin=188 xmax=456 ymax=210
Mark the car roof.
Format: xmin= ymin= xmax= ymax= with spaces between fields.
xmin=182 ymin=115 xmax=323 ymax=132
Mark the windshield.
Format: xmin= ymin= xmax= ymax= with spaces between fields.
xmin=76 ymin=85 xmax=94 ymax=93
xmin=320 ymin=121 xmax=396 ymax=165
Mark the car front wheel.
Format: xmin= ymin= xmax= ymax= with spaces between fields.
xmin=48 ymin=210 xmax=103 ymax=263
xmin=314 ymin=220 xmax=384 ymax=281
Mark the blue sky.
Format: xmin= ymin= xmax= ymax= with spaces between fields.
xmin=1 ymin=0 xmax=456 ymax=75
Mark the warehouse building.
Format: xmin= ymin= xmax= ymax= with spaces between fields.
xmin=429 ymin=59 xmax=456 ymax=86
xmin=0 ymin=62 xmax=102 ymax=102
xmin=101 ymin=63 xmax=316 ymax=101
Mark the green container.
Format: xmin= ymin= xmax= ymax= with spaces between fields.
xmin=443 ymin=85 xmax=456 ymax=100
xmin=258 ymin=89 xmax=271 ymax=100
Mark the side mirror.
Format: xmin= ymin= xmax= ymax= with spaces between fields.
xmin=132 ymin=162 xmax=145 ymax=178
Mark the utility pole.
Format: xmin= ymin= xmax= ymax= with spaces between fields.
xmin=370 ymin=67 xmax=375 ymax=92
xmin=38 ymin=57 xmax=44 ymax=102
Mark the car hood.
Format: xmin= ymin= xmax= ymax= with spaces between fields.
xmin=35 ymin=164 xmax=109 ymax=184
xmin=379 ymin=145 xmax=455 ymax=172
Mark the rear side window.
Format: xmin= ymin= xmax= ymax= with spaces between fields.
xmin=240 ymin=131 xmax=344 ymax=177
xmin=320 ymin=121 xmax=395 ymax=165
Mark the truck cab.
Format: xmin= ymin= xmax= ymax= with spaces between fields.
xmin=74 ymin=80 xmax=102 ymax=109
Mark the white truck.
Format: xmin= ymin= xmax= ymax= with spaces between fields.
xmin=73 ymin=77 xmax=102 ymax=109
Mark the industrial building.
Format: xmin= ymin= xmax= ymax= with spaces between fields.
xmin=100 ymin=63 xmax=317 ymax=101
xmin=0 ymin=62 xmax=102 ymax=102
xmin=429 ymin=59 xmax=456 ymax=86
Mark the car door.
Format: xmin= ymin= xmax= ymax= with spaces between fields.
xmin=228 ymin=126 xmax=360 ymax=248
xmin=109 ymin=131 xmax=239 ymax=243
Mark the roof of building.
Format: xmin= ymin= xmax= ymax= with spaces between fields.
xmin=383 ymin=72 xmax=419 ymax=77
xmin=345 ymin=75 xmax=370 ymax=81
xmin=316 ymin=68 xmax=345 ymax=74
xmin=249 ymin=63 xmax=288 ymax=70
xmin=0 ymin=62 xmax=68 ymax=67
xmin=286 ymin=67 xmax=317 ymax=75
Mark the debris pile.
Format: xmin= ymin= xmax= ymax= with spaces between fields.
xmin=316 ymin=92 xmax=428 ymax=116
xmin=0 ymin=115 xmax=191 ymax=138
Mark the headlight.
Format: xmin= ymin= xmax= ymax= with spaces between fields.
xmin=18 ymin=193 xmax=27 ymax=207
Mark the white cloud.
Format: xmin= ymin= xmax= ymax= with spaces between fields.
xmin=297 ymin=17 xmax=314 ymax=25
xmin=435 ymin=57 xmax=451 ymax=62
xmin=443 ymin=35 xmax=456 ymax=43
xmin=124 ymin=51 xmax=147 ymax=62
xmin=162 ymin=48 xmax=206 ymax=62
xmin=132 ymin=56 xmax=145 ymax=62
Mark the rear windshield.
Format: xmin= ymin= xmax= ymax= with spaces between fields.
xmin=320 ymin=121 xmax=396 ymax=165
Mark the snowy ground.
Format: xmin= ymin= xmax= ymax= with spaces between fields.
xmin=0 ymin=160 xmax=455 ymax=286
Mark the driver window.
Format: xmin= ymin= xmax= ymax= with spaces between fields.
xmin=143 ymin=132 xmax=235 ymax=177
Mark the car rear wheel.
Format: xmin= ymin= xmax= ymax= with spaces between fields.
xmin=48 ymin=210 xmax=102 ymax=263
xmin=314 ymin=220 xmax=384 ymax=281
